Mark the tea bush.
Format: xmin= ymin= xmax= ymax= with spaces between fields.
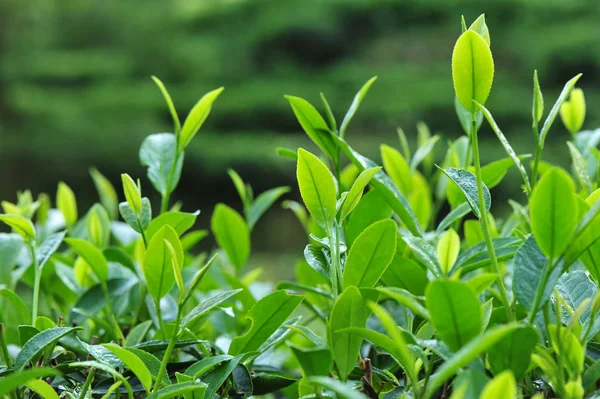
xmin=1 ymin=14 xmax=599 ymax=399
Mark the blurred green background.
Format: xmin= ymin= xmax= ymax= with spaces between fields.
xmin=1 ymin=0 xmax=599 ymax=264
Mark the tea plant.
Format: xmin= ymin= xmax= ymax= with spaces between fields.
xmin=1 ymin=13 xmax=600 ymax=399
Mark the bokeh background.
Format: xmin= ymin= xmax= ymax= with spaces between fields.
xmin=1 ymin=0 xmax=599 ymax=273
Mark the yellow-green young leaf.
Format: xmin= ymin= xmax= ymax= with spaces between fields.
xmin=480 ymin=371 xmax=517 ymax=399
xmin=121 ymin=173 xmax=142 ymax=215
xmin=0 ymin=214 xmax=35 ymax=241
xmin=142 ymin=225 xmax=183 ymax=300
xmin=296 ymin=148 xmax=337 ymax=228
xmin=452 ymin=30 xmax=494 ymax=113
xmin=164 ymin=239 xmax=185 ymax=303
xmin=468 ymin=14 xmax=490 ymax=45
xmin=103 ymin=344 xmax=153 ymax=394
xmin=65 ymin=238 xmax=108 ymax=282
xmin=532 ymin=70 xmax=544 ymax=123
xmin=328 ymin=286 xmax=368 ymax=380
xmin=410 ymin=171 xmax=432 ymax=229
xmin=564 ymin=378 xmax=585 ymax=399
xmin=285 ymin=96 xmax=337 ymax=159
xmin=90 ymin=168 xmax=118 ymax=220
xmin=179 ymin=87 xmax=224 ymax=153
xmin=530 ymin=168 xmax=578 ymax=261
xmin=560 ymin=87 xmax=586 ymax=134
xmin=25 ymin=379 xmax=59 ymax=399
xmin=339 ymin=76 xmax=377 ymax=137
xmin=151 ymin=76 xmax=181 ymax=135
xmin=211 ymin=204 xmax=250 ymax=269
xmin=339 ymin=167 xmax=381 ymax=221
xmin=86 ymin=204 xmax=110 ymax=249
xmin=342 ymin=219 xmax=397 ymax=288
xmin=437 ymin=228 xmax=460 ymax=274
xmin=381 ymin=144 xmax=411 ymax=195
xmin=57 ymin=182 xmax=77 ymax=227
xmin=0 ymin=369 xmax=61 ymax=397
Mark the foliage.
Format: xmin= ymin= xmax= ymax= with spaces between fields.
xmin=2 ymin=13 xmax=600 ymax=399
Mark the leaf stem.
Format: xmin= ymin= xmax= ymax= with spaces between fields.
xmin=160 ymin=149 xmax=181 ymax=214
xmin=471 ymin=117 xmax=514 ymax=322
xmin=0 ymin=324 xmax=11 ymax=367
xmin=29 ymin=242 xmax=40 ymax=324
xmin=328 ymin=222 xmax=342 ymax=299
xmin=153 ymin=305 xmax=183 ymax=392
xmin=78 ymin=368 xmax=96 ymax=399
xmin=531 ymin=124 xmax=542 ymax=188
xmin=155 ymin=298 xmax=166 ymax=337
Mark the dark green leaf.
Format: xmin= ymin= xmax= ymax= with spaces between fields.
xmin=440 ymin=167 xmax=490 ymax=220
xmin=14 ymin=327 xmax=81 ymax=370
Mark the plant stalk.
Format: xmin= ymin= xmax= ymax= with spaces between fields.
xmin=531 ymin=124 xmax=542 ymax=187
xmin=29 ymin=242 xmax=40 ymax=324
xmin=0 ymin=324 xmax=11 ymax=367
xmin=471 ymin=117 xmax=514 ymax=322
xmin=160 ymin=147 xmax=181 ymax=214
xmin=78 ymin=368 xmax=96 ymax=399
xmin=153 ymin=306 xmax=183 ymax=392
xmin=328 ymin=222 xmax=342 ymax=299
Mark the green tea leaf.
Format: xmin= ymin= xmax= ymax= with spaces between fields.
xmin=119 ymin=198 xmax=152 ymax=234
xmin=560 ymin=87 xmax=586 ymax=134
xmin=248 ymin=186 xmax=290 ymax=229
xmin=381 ymin=255 xmax=428 ymax=296
xmin=468 ymin=14 xmax=490 ymax=45
xmin=296 ymin=148 xmax=337 ymax=228
xmin=14 ymin=327 xmax=81 ymax=370
xmin=90 ymin=167 xmax=118 ymax=220
xmin=486 ymin=326 xmax=538 ymax=380
xmin=426 ymin=280 xmax=481 ymax=351
xmin=147 ymin=381 xmax=208 ymax=399
xmin=36 ymin=230 xmax=65 ymax=271
xmin=403 ymin=236 xmax=443 ymax=277
xmin=329 ymin=286 xmax=368 ymax=380
xmin=103 ymin=343 xmax=153 ymax=393
xmin=290 ymin=344 xmax=332 ymax=377
xmin=0 ymin=214 xmax=35 ymax=241
xmin=286 ymin=96 xmax=337 ymax=159
xmin=25 ymin=379 xmax=59 ymax=399
xmin=480 ymin=371 xmax=517 ymax=399
xmin=452 ymin=30 xmax=494 ymax=112
xmin=306 ymin=376 xmax=368 ymax=399
xmin=142 ymin=225 xmax=183 ymax=300
xmin=340 ymin=76 xmax=377 ymax=137
xmin=121 ymin=173 xmax=143 ymax=215
xmin=181 ymin=289 xmax=241 ymax=330
xmin=151 ymin=76 xmax=181 ymax=135
xmin=513 ymin=235 xmax=562 ymax=315
xmin=252 ymin=371 xmax=298 ymax=395
xmin=139 ymin=133 xmax=183 ymax=197
xmin=229 ymin=290 xmax=303 ymax=355
xmin=86 ymin=203 xmax=110 ymax=249
xmin=539 ymin=74 xmax=582 ymax=145
xmin=529 ymin=167 xmax=578 ymax=260
xmin=0 ymin=368 xmax=61 ymax=397
xmin=425 ymin=323 xmax=519 ymax=398
xmin=475 ymin=104 xmax=532 ymax=193
xmin=179 ymin=87 xmax=224 ymax=152
xmin=381 ymin=144 xmax=411 ymax=195
xmin=339 ymin=167 xmax=381 ymax=221
xmin=331 ymin=135 xmax=422 ymax=236
xmin=211 ymin=204 xmax=250 ymax=269
xmin=57 ymin=181 xmax=78 ymax=227
xmin=342 ymin=219 xmax=397 ymax=288
xmin=557 ymin=271 xmax=600 ymax=341
xmin=0 ymin=288 xmax=31 ymax=325
xmin=440 ymin=167 xmax=490 ymax=220
xmin=65 ymin=238 xmax=108 ymax=282
xmin=146 ymin=210 xmax=199 ymax=240
xmin=345 ymin=189 xmax=392 ymax=247
xmin=532 ymin=70 xmax=544 ymax=124
xmin=437 ymin=228 xmax=460 ymax=274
